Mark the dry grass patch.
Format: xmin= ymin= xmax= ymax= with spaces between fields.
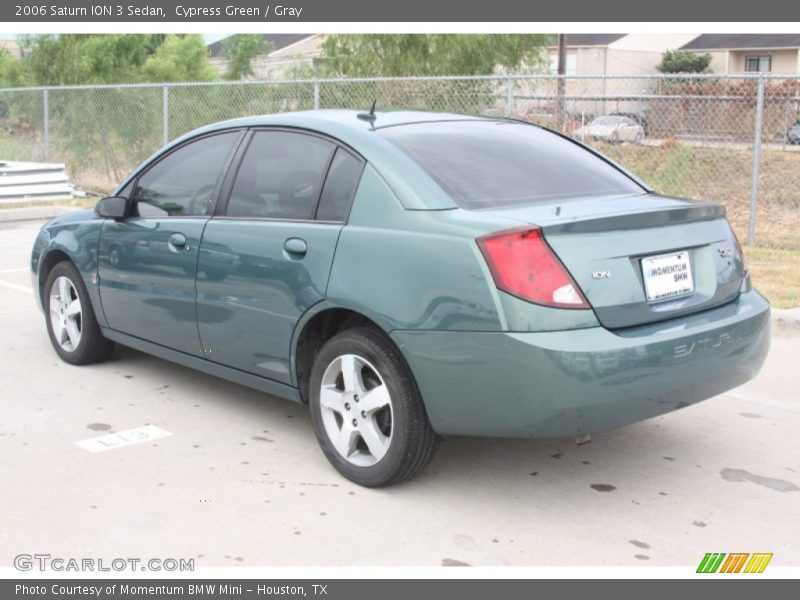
xmin=746 ymin=247 xmax=800 ymax=308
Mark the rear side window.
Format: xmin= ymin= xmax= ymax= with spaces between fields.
xmin=378 ymin=121 xmax=644 ymax=209
xmin=226 ymin=131 xmax=335 ymax=220
xmin=316 ymin=149 xmax=364 ymax=222
xmin=132 ymin=131 xmax=240 ymax=217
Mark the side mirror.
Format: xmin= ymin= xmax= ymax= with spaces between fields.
xmin=96 ymin=196 xmax=130 ymax=220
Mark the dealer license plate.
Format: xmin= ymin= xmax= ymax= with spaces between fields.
xmin=641 ymin=251 xmax=694 ymax=302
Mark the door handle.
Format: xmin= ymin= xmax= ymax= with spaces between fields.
xmin=283 ymin=238 xmax=307 ymax=256
xmin=168 ymin=232 xmax=188 ymax=249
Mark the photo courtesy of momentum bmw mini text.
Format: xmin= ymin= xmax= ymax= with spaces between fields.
xmin=0 ymin=0 xmax=798 ymax=596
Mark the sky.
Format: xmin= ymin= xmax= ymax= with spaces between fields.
xmin=0 ymin=33 xmax=230 ymax=43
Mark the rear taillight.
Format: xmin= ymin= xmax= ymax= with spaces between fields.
xmin=731 ymin=229 xmax=749 ymax=276
xmin=477 ymin=227 xmax=590 ymax=309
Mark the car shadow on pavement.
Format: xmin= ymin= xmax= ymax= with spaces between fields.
xmin=104 ymin=344 xmax=714 ymax=499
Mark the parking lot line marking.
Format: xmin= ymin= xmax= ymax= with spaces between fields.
xmin=0 ymin=238 xmax=35 ymax=246
xmin=0 ymin=308 xmax=36 ymax=315
xmin=0 ymin=280 xmax=32 ymax=294
xmin=75 ymin=425 xmax=171 ymax=453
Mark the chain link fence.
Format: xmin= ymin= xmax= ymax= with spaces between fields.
xmin=1 ymin=74 xmax=799 ymax=249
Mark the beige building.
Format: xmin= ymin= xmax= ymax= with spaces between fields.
xmin=679 ymin=34 xmax=800 ymax=74
xmin=541 ymin=34 xmax=698 ymax=118
xmin=0 ymin=39 xmax=22 ymax=59
xmin=546 ymin=34 xmax=698 ymax=76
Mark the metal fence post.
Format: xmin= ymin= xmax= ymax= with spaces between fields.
xmin=42 ymin=88 xmax=49 ymax=162
xmin=505 ymin=77 xmax=514 ymax=117
xmin=747 ymin=75 xmax=766 ymax=246
xmin=556 ymin=75 xmax=566 ymax=131
xmin=313 ymin=79 xmax=320 ymax=110
xmin=162 ymin=85 xmax=169 ymax=147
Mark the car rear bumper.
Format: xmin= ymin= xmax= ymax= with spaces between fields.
xmin=392 ymin=289 xmax=770 ymax=437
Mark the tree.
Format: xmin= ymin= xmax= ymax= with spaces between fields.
xmin=20 ymin=34 xmax=156 ymax=85
xmin=656 ymin=50 xmax=713 ymax=74
xmin=17 ymin=34 xmax=216 ymax=85
xmin=141 ymin=35 xmax=217 ymax=82
xmin=0 ymin=49 xmax=26 ymax=87
xmin=222 ymin=35 xmax=274 ymax=80
xmin=320 ymin=34 xmax=549 ymax=77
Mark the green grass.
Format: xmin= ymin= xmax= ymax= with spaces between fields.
xmin=0 ymin=134 xmax=44 ymax=163
xmin=746 ymin=247 xmax=800 ymax=309
xmin=598 ymin=142 xmax=800 ymax=253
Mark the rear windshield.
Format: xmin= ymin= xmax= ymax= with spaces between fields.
xmin=378 ymin=120 xmax=644 ymax=209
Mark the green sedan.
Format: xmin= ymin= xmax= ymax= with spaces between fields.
xmin=30 ymin=110 xmax=770 ymax=486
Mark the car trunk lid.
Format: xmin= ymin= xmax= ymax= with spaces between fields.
xmin=477 ymin=193 xmax=746 ymax=329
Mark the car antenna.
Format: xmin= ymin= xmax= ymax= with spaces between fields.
xmin=357 ymin=100 xmax=377 ymax=127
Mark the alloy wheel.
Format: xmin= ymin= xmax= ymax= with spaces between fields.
xmin=319 ymin=353 xmax=393 ymax=467
xmin=49 ymin=275 xmax=82 ymax=352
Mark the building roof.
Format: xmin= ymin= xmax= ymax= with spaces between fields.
xmin=681 ymin=34 xmax=800 ymax=50
xmin=207 ymin=34 xmax=313 ymax=59
xmin=549 ymin=34 xmax=627 ymax=48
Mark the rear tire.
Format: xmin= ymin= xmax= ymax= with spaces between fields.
xmin=308 ymin=327 xmax=436 ymax=487
xmin=44 ymin=261 xmax=114 ymax=365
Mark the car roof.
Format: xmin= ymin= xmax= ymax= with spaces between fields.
xmin=205 ymin=109 xmax=489 ymax=133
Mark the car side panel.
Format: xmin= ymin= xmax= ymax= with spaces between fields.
xmin=31 ymin=210 xmax=107 ymax=327
xmin=195 ymin=220 xmax=342 ymax=384
xmin=97 ymin=218 xmax=208 ymax=356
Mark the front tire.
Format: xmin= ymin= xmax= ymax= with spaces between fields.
xmin=308 ymin=327 xmax=436 ymax=487
xmin=44 ymin=261 xmax=114 ymax=365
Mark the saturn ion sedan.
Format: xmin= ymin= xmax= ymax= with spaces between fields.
xmin=31 ymin=111 xmax=770 ymax=486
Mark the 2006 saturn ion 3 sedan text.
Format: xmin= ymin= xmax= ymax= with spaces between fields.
xmin=31 ymin=111 xmax=770 ymax=486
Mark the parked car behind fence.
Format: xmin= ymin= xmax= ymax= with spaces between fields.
xmin=576 ymin=115 xmax=645 ymax=144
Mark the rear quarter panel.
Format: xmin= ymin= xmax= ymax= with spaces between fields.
xmin=325 ymin=165 xmax=510 ymax=333
xmin=325 ymin=164 xmax=603 ymax=335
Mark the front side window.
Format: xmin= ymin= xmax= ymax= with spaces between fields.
xmin=379 ymin=120 xmax=644 ymax=209
xmin=745 ymin=55 xmax=772 ymax=72
xmin=226 ymin=131 xmax=336 ymax=220
xmin=132 ymin=131 xmax=240 ymax=217
xmin=116 ymin=179 xmax=134 ymax=200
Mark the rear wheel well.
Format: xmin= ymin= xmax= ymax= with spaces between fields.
xmin=295 ymin=309 xmax=385 ymax=404
xmin=39 ymin=250 xmax=72 ymax=303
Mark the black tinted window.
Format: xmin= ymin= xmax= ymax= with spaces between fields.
xmin=132 ymin=131 xmax=239 ymax=217
xmin=379 ymin=121 xmax=644 ymax=209
xmin=227 ymin=131 xmax=335 ymax=220
xmin=117 ymin=179 xmax=134 ymax=199
xmin=316 ymin=149 xmax=363 ymax=222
